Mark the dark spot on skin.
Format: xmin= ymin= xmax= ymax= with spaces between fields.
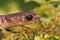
xmin=25 ymin=15 xmax=33 ymax=21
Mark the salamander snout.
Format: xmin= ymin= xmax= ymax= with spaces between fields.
xmin=25 ymin=15 xmax=33 ymax=21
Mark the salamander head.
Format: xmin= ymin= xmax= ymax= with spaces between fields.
xmin=22 ymin=11 xmax=40 ymax=24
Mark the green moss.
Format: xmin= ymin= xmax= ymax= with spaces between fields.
xmin=50 ymin=1 xmax=60 ymax=8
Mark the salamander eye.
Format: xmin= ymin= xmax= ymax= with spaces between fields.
xmin=25 ymin=15 xmax=33 ymax=21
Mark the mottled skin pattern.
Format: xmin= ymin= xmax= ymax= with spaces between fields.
xmin=0 ymin=11 xmax=40 ymax=29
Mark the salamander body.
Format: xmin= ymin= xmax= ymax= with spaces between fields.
xmin=0 ymin=11 xmax=40 ymax=28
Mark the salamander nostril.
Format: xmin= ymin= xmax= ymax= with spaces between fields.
xmin=25 ymin=15 xmax=33 ymax=21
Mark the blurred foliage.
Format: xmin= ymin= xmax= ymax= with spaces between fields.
xmin=50 ymin=1 xmax=60 ymax=8
xmin=15 ymin=0 xmax=40 ymax=11
xmin=0 ymin=0 xmax=40 ymax=14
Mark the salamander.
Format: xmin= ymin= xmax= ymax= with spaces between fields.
xmin=0 ymin=11 xmax=40 ymax=29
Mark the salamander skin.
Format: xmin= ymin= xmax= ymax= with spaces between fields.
xmin=0 ymin=11 xmax=40 ymax=29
